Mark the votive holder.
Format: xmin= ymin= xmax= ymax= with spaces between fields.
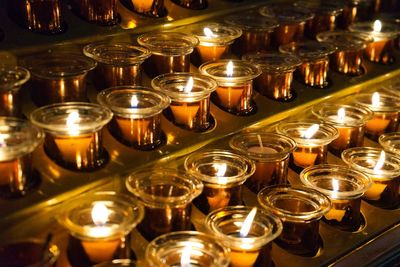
xmin=30 ymin=102 xmax=112 ymax=171
xmin=83 ymin=43 xmax=151 ymax=91
xmin=97 ymin=86 xmax=170 ymax=150
xmin=338 ymin=0 xmax=376 ymax=29
xmin=0 ymin=117 xmax=43 ymax=198
xmin=151 ymin=72 xmax=216 ymax=131
xmin=119 ymin=0 xmax=166 ymax=18
xmin=126 ymin=168 xmax=203 ymax=241
xmin=171 ymin=0 xmax=207 ymax=9
xmin=229 ymin=132 xmax=296 ymax=193
xmin=205 ymin=206 xmax=282 ymax=267
xmin=184 ymin=149 xmax=255 ymax=214
xmin=70 ymin=0 xmax=119 ymax=26
xmin=57 ymin=191 xmax=144 ymax=266
xmin=379 ymin=132 xmax=400 ymax=154
xmin=242 ymin=52 xmax=301 ymax=101
xmin=199 ymin=59 xmax=261 ymax=116
xmin=23 ymin=52 xmax=96 ymax=106
xmin=0 ymin=66 xmax=30 ymax=117
xmin=342 ymin=147 xmax=400 ymax=209
xmin=137 ymin=32 xmax=199 ymax=78
xmin=312 ymin=103 xmax=373 ymax=156
xmin=146 ymin=231 xmax=229 ymax=267
xmin=300 ymin=164 xmax=371 ymax=231
xmin=279 ymin=41 xmax=336 ymax=88
xmin=258 ymin=185 xmax=331 ymax=256
xmin=277 ymin=121 xmax=339 ymax=171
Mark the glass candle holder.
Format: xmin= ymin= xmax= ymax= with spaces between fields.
xmin=0 ymin=117 xmax=43 ymax=198
xmin=119 ymin=0 xmax=166 ymax=18
xmin=97 ymin=86 xmax=170 ymax=150
xmin=379 ymin=132 xmax=400 ymax=154
xmin=277 ymin=121 xmax=339 ymax=171
xmin=242 ymin=52 xmax=301 ymax=101
xmin=30 ymin=102 xmax=112 ymax=171
xmin=300 ymin=164 xmax=371 ymax=231
xmin=83 ymin=43 xmax=151 ymax=91
xmin=352 ymin=93 xmax=400 ymax=141
xmin=312 ymin=103 xmax=373 ymax=156
xmin=349 ymin=20 xmax=400 ymax=64
xmin=137 ymin=32 xmax=199 ymax=78
xmin=316 ymin=31 xmax=372 ymax=76
xmin=258 ymin=185 xmax=331 ymax=256
xmin=0 ymin=66 xmax=30 ymax=117
xmin=171 ymin=0 xmax=207 ymax=9
xmin=126 ymin=168 xmax=203 ymax=241
xmin=259 ymin=5 xmax=314 ymax=47
xmin=279 ymin=41 xmax=336 ymax=88
xmin=342 ymin=147 xmax=400 ymax=209
xmin=57 ymin=191 xmax=144 ymax=266
xmin=146 ymin=231 xmax=229 ymax=267
xmin=199 ymin=59 xmax=261 ymax=116
xmin=189 ymin=23 xmax=242 ymax=64
xmin=229 ymin=132 xmax=297 ymax=193
xmin=70 ymin=0 xmax=119 ymax=26
xmin=23 ymin=52 xmax=96 ymax=106
xmin=0 ymin=239 xmax=60 ymax=267
xmin=338 ymin=0 xmax=376 ymax=29
xmin=151 ymin=72 xmax=216 ymax=131
xmin=224 ymin=14 xmax=279 ymax=56
xmin=205 ymin=206 xmax=282 ymax=267
xmin=184 ymin=149 xmax=255 ymax=214
xmin=93 ymin=259 xmax=136 ymax=267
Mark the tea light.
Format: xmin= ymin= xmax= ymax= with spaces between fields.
xmin=22 ymin=52 xmax=96 ymax=106
xmin=97 ymin=86 xmax=170 ymax=150
xmin=242 ymin=52 xmax=301 ymax=101
xmin=70 ymin=0 xmax=119 ymax=25
xmin=199 ymin=60 xmax=261 ymax=116
xmin=379 ymin=132 xmax=400 ymax=154
xmin=312 ymin=103 xmax=373 ymax=156
xmin=279 ymin=41 xmax=336 ymax=88
xmin=126 ymin=168 xmax=203 ymax=240
xmin=224 ymin=14 xmax=279 ymax=56
xmin=277 ymin=121 xmax=338 ymax=171
xmin=189 ymin=23 xmax=242 ymax=63
xmin=229 ymin=132 xmax=296 ymax=193
xmin=352 ymin=92 xmax=400 ymax=141
xmin=258 ymin=185 xmax=331 ymax=256
xmin=151 ymin=72 xmax=216 ymax=131
xmin=120 ymin=0 xmax=167 ymax=17
xmin=342 ymin=147 xmax=400 ymax=209
xmin=316 ymin=31 xmax=373 ymax=75
xmin=57 ymin=192 xmax=144 ymax=265
xmin=349 ymin=20 xmax=400 ymax=64
xmin=259 ymin=4 xmax=314 ymax=47
xmin=0 ymin=66 xmax=30 ymax=117
xmin=206 ymin=206 xmax=282 ymax=267
xmin=137 ymin=32 xmax=199 ymax=78
xmin=146 ymin=231 xmax=230 ymax=267
xmin=0 ymin=118 xmax=43 ymax=198
xmin=338 ymin=0 xmax=376 ymax=29
xmin=171 ymin=0 xmax=208 ymax=9
xmin=30 ymin=102 xmax=112 ymax=171
xmin=300 ymin=164 xmax=371 ymax=231
xmin=184 ymin=149 xmax=255 ymax=214
xmin=83 ymin=43 xmax=151 ymax=90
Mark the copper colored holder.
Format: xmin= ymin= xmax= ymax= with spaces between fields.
xmin=70 ymin=0 xmax=119 ymax=26
xmin=24 ymin=0 xmax=65 ymax=34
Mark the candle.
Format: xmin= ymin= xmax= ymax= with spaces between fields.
xmin=22 ymin=0 xmax=65 ymax=34
xmin=206 ymin=206 xmax=282 ymax=267
xmin=230 ymin=132 xmax=296 ymax=193
xmin=30 ymin=103 xmax=112 ymax=171
xmin=199 ymin=60 xmax=261 ymax=116
xmin=83 ymin=43 xmax=151 ymax=91
xmin=337 ymin=0 xmax=375 ymax=29
xmin=242 ymin=52 xmax=301 ymax=101
xmin=152 ymin=73 xmax=216 ymax=131
xmin=300 ymin=164 xmax=371 ymax=231
xmin=126 ymin=168 xmax=203 ymax=240
xmin=258 ymin=185 xmax=331 ymax=256
xmin=184 ymin=149 xmax=255 ymax=214
xmin=120 ymin=0 xmax=166 ymax=17
xmin=70 ymin=0 xmax=119 ymax=25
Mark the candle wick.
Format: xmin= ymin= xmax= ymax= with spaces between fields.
xmin=257 ymin=134 xmax=264 ymax=149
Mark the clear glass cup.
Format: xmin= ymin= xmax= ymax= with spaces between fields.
xmin=126 ymin=168 xmax=203 ymax=240
xmin=70 ymin=0 xmax=119 ymax=26
xmin=379 ymin=132 xmax=400 ymax=154
xmin=300 ymin=164 xmax=371 ymax=231
xmin=258 ymin=185 xmax=331 ymax=256
xmin=97 ymin=86 xmax=170 ymax=150
xmin=119 ymin=0 xmax=166 ymax=18
xmin=184 ymin=149 xmax=255 ymax=214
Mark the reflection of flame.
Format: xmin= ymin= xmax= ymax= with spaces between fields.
xmin=332 ymin=179 xmax=340 ymax=199
xmin=372 ymin=92 xmax=380 ymax=107
xmin=130 ymin=95 xmax=139 ymax=107
xmin=301 ymin=124 xmax=320 ymax=139
xmin=338 ymin=108 xmax=346 ymax=123
xmin=67 ymin=111 xmax=80 ymax=136
xmin=214 ymin=163 xmax=227 ymax=177
xmin=203 ymin=27 xmax=216 ymax=38
xmin=180 ymin=245 xmax=192 ymax=267
xmin=91 ymin=203 xmax=110 ymax=226
xmin=239 ymin=207 xmax=257 ymax=237
xmin=227 ymin=61 xmax=234 ymax=77
xmin=183 ymin=77 xmax=194 ymax=93
xmin=373 ymin=151 xmax=386 ymax=172
xmin=373 ymin=20 xmax=382 ymax=33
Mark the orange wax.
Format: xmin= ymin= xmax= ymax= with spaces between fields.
xmin=54 ymin=134 xmax=93 ymax=165
xmin=248 ymin=146 xmax=277 ymax=186
xmin=292 ymin=146 xmax=318 ymax=167
xmin=81 ymin=238 xmax=121 ymax=263
xmin=115 ymin=117 xmax=150 ymax=143
xmin=170 ymin=103 xmax=199 ymax=127
xmin=365 ymin=117 xmax=390 ymax=134
xmin=230 ymin=249 xmax=260 ymax=267
xmin=324 ymin=199 xmax=347 ymax=222
xmin=331 ymin=127 xmax=353 ymax=150
xmin=0 ymin=160 xmax=15 ymax=186
xmin=197 ymin=45 xmax=228 ymax=62
xmin=216 ymin=86 xmax=244 ymax=109
xmin=364 ymin=180 xmax=387 ymax=200
xmin=366 ymin=40 xmax=387 ymax=62
xmin=207 ymin=190 xmax=230 ymax=211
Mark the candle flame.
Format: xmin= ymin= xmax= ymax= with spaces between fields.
xmin=373 ymin=151 xmax=386 ymax=172
xmin=372 ymin=92 xmax=381 ymax=107
xmin=214 ymin=163 xmax=227 ymax=177
xmin=67 ymin=111 xmax=80 ymax=136
xmin=180 ymin=245 xmax=192 ymax=267
xmin=239 ymin=207 xmax=257 ymax=237
xmin=373 ymin=20 xmax=382 ymax=33
xmin=301 ymin=124 xmax=320 ymax=139
xmin=257 ymin=134 xmax=264 ymax=149
xmin=203 ymin=27 xmax=216 ymax=38
xmin=227 ymin=61 xmax=234 ymax=77
xmin=0 ymin=134 xmax=6 ymax=147
xmin=338 ymin=108 xmax=346 ymax=123
xmin=91 ymin=203 xmax=110 ymax=226
xmin=130 ymin=95 xmax=139 ymax=107
xmin=332 ymin=179 xmax=340 ymax=199
xmin=183 ymin=77 xmax=194 ymax=93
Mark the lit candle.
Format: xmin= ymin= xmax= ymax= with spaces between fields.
xmin=70 ymin=0 xmax=119 ymax=25
xmin=324 ymin=180 xmax=346 ymax=222
xmin=120 ymin=0 xmax=166 ymax=17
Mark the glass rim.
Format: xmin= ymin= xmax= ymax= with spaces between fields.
xmin=279 ymin=41 xmax=337 ymax=60
xmin=242 ymin=52 xmax=302 ymax=72
xmin=379 ymin=132 xmax=400 ymax=153
xmin=312 ymin=103 xmax=373 ymax=127
xmin=352 ymin=92 xmax=400 ymax=112
xmin=92 ymin=259 xmax=137 ymax=267
xmin=349 ymin=21 xmax=400 ymax=40
xmin=259 ymin=5 xmax=315 ymax=24
xmin=0 ymin=66 xmax=31 ymax=91
xmin=189 ymin=22 xmax=243 ymax=45
xmin=224 ymin=14 xmax=279 ymax=32
xmin=294 ymin=1 xmax=344 ymax=14
xmin=316 ymin=31 xmax=373 ymax=51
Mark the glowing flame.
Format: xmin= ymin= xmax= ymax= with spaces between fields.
xmin=130 ymin=95 xmax=139 ymax=107
xmin=373 ymin=151 xmax=386 ymax=172
xmin=332 ymin=179 xmax=340 ymax=199
xmin=66 ymin=111 xmax=80 ymax=136
xmin=180 ymin=245 xmax=192 ymax=267
xmin=0 ymin=134 xmax=5 ymax=147
xmin=183 ymin=77 xmax=194 ymax=93
xmin=372 ymin=92 xmax=381 ymax=107
xmin=301 ymin=124 xmax=320 ymax=139
xmin=338 ymin=108 xmax=346 ymax=123
xmin=203 ymin=27 xmax=216 ymax=38
xmin=226 ymin=61 xmax=234 ymax=77
xmin=239 ymin=207 xmax=257 ymax=237
xmin=373 ymin=20 xmax=382 ymax=33
xmin=91 ymin=203 xmax=110 ymax=226
xmin=214 ymin=163 xmax=227 ymax=177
